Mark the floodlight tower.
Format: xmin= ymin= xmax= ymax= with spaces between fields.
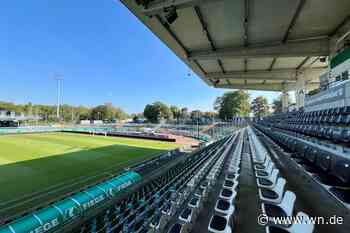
xmin=54 ymin=75 xmax=63 ymax=120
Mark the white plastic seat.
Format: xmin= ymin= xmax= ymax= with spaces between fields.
xmin=215 ymin=199 xmax=235 ymax=216
xmin=223 ymin=179 xmax=238 ymax=191
xmin=257 ymin=169 xmax=279 ymax=189
xmin=259 ymin=178 xmax=286 ymax=204
xmin=255 ymin=161 xmax=275 ymax=178
xmin=255 ymin=158 xmax=272 ymax=171
xmin=178 ymin=207 xmax=195 ymax=224
xmin=208 ymin=214 xmax=232 ymax=233
xmin=225 ymin=173 xmax=239 ymax=182
xmin=188 ymin=196 xmax=201 ymax=209
xmin=219 ymin=188 xmax=237 ymax=204
xmin=167 ymin=223 xmax=190 ymax=233
xmin=262 ymin=191 xmax=296 ymax=221
xmin=228 ymin=167 xmax=240 ymax=173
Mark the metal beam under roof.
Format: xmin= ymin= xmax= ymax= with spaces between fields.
xmin=206 ymin=67 xmax=325 ymax=81
xmin=189 ymin=37 xmax=330 ymax=60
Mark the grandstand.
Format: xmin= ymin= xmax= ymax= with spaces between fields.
xmin=1 ymin=1 xmax=350 ymax=233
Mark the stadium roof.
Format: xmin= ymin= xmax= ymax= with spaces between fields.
xmin=121 ymin=0 xmax=350 ymax=91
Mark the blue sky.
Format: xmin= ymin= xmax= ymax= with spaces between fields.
xmin=0 ymin=0 xmax=280 ymax=114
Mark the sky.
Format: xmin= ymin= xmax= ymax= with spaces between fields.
xmin=0 ymin=0 xmax=280 ymax=114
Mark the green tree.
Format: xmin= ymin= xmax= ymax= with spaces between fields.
xmin=90 ymin=105 xmax=109 ymax=120
xmin=170 ymin=105 xmax=181 ymax=123
xmin=76 ymin=106 xmax=91 ymax=120
xmin=180 ymin=107 xmax=189 ymax=120
xmin=114 ymin=107 xmax=128 ymax=120
xmin=23 ymin=102 xmax=33 ymax=115
xmin=90 ymin=104 xmax=127 ymax=122
xmin=143 ymin=102 xmax=172 ymax=123
xmin=251 ymin=96 xmax=269 ymax=117
xmin=0 ymin=101 xmax=17 ymax=112
xmin=215 ymin=90 xmax=251 ymax=120
xmin=0 ymin=101 xmax=127 ymax=123
xmin=132 ymin=115 xmax=139 ymax=122
xmin=143 ymin=104 xmax=159 ymax=123
xmin=154 ymin=101 xmax=172 ymax=120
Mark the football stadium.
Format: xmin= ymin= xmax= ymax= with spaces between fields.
xmin=1 ymin=1 xmax=350 ymax=233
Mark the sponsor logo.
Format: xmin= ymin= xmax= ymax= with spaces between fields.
xmin=29 ymin=218 xmax=59 ymax=233
xmin=82 ymin=195 xmax=105 ymax=210
xmin=63 ymin=207 xmax=78 ymax=219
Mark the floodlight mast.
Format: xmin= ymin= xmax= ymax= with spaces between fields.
xmin=54 ymin=75 xmax=63 ymax=121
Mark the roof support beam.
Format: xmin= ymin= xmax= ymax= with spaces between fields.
xmin=305 ymin=56 xmax=320 ymax=68
xmin=217 ymin=59 xmax=226 ymax=73
xmin=194 ymin=6 xmax=215 ymax=50
xmin=189 ymin=37 xmax=330 ymax=60
xmin=207 ymin=67 xmax=326 ymax=81
xmin=243 ymin=0 xmax=249 ymax=75
xmin=194 ymin=6 xmax=225 ymax=73
xmin=243 ymin=0 xmax=249 ymax=47
xmin=296 ymin=56 xmax=310 ymax=70
xmin=330 ymin=14 xmax=350 ymax=37
xmin=268 ymin=58 xmax=277 ymax=71
xmin=268 ymin=0 xmax=306 ymax=73
xmin=215 ymin=83 xmax=290 ymax=92
xmin=142 ymin=0 xmax=222 ymax=16
xmin=216 ymin=82 xmax=320 ymax=92
xmin=330 ymin=14 xmax=350 ymax=58
xmin=282 ymin=0 xmax=306 ymax=43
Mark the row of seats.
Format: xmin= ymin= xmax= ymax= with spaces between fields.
xmin=207 ymin=132 xmax=242 ymax=233
xmin=248 ymin=128 xmax=315 ymax=233
xmin=76 ymin=134 xmax=233 ymax=233
xmin=165 ymin=133 xmax=241 ymax=233
xmin=269 ymin=107 xmax=350 ymax=125
xmin=256 ymin=125 xmax=350 ymax=187
xmin=294 ymin=107 xmax=350 ymax=125
xmin=162 ymin=138 xmax=232 ymax=233
xmin=258 ymin=109 xmax=350 ymax=143
xmin=255 ymin=125 xmax=350 ymax=206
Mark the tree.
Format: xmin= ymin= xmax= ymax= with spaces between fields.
xmin=272 ymin=96 xmax=283 ymax=113
xmin=23 ymin=102 xmax=33 ymax=115
xmin=132 ymin=115 xmax=139 ymax=122
xmin=76 ymin=106 xmax=91 ymax=120
xmin=251 ymin=96 xmax=269 ymax=117
xmin=154 ymin=102 xmax=172 ymax=120
xmin=90 ymin=103 xmax=127 ymax=122
xmin=90 ymin=105 xmax=107 ymax=120
xmin=143 ymin=104 xmax=160 ymax=123
xmin=170 ymin=105 xmax=181 ymax=123
xmin=114 ymin=107 xmax=128 ymax=120
xmin=215 ymin=90 xmax=251 ymax=120
xmin=143 ymin=102 xmax=172 ymax=123
xmin=180 ymin=107 xmax=189 ymax=119
xmin=0 ymin=101 xmax=127 ymax=123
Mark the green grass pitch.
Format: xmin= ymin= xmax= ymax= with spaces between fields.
xmin=0 ymin=132 xmax=179 ymax=217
